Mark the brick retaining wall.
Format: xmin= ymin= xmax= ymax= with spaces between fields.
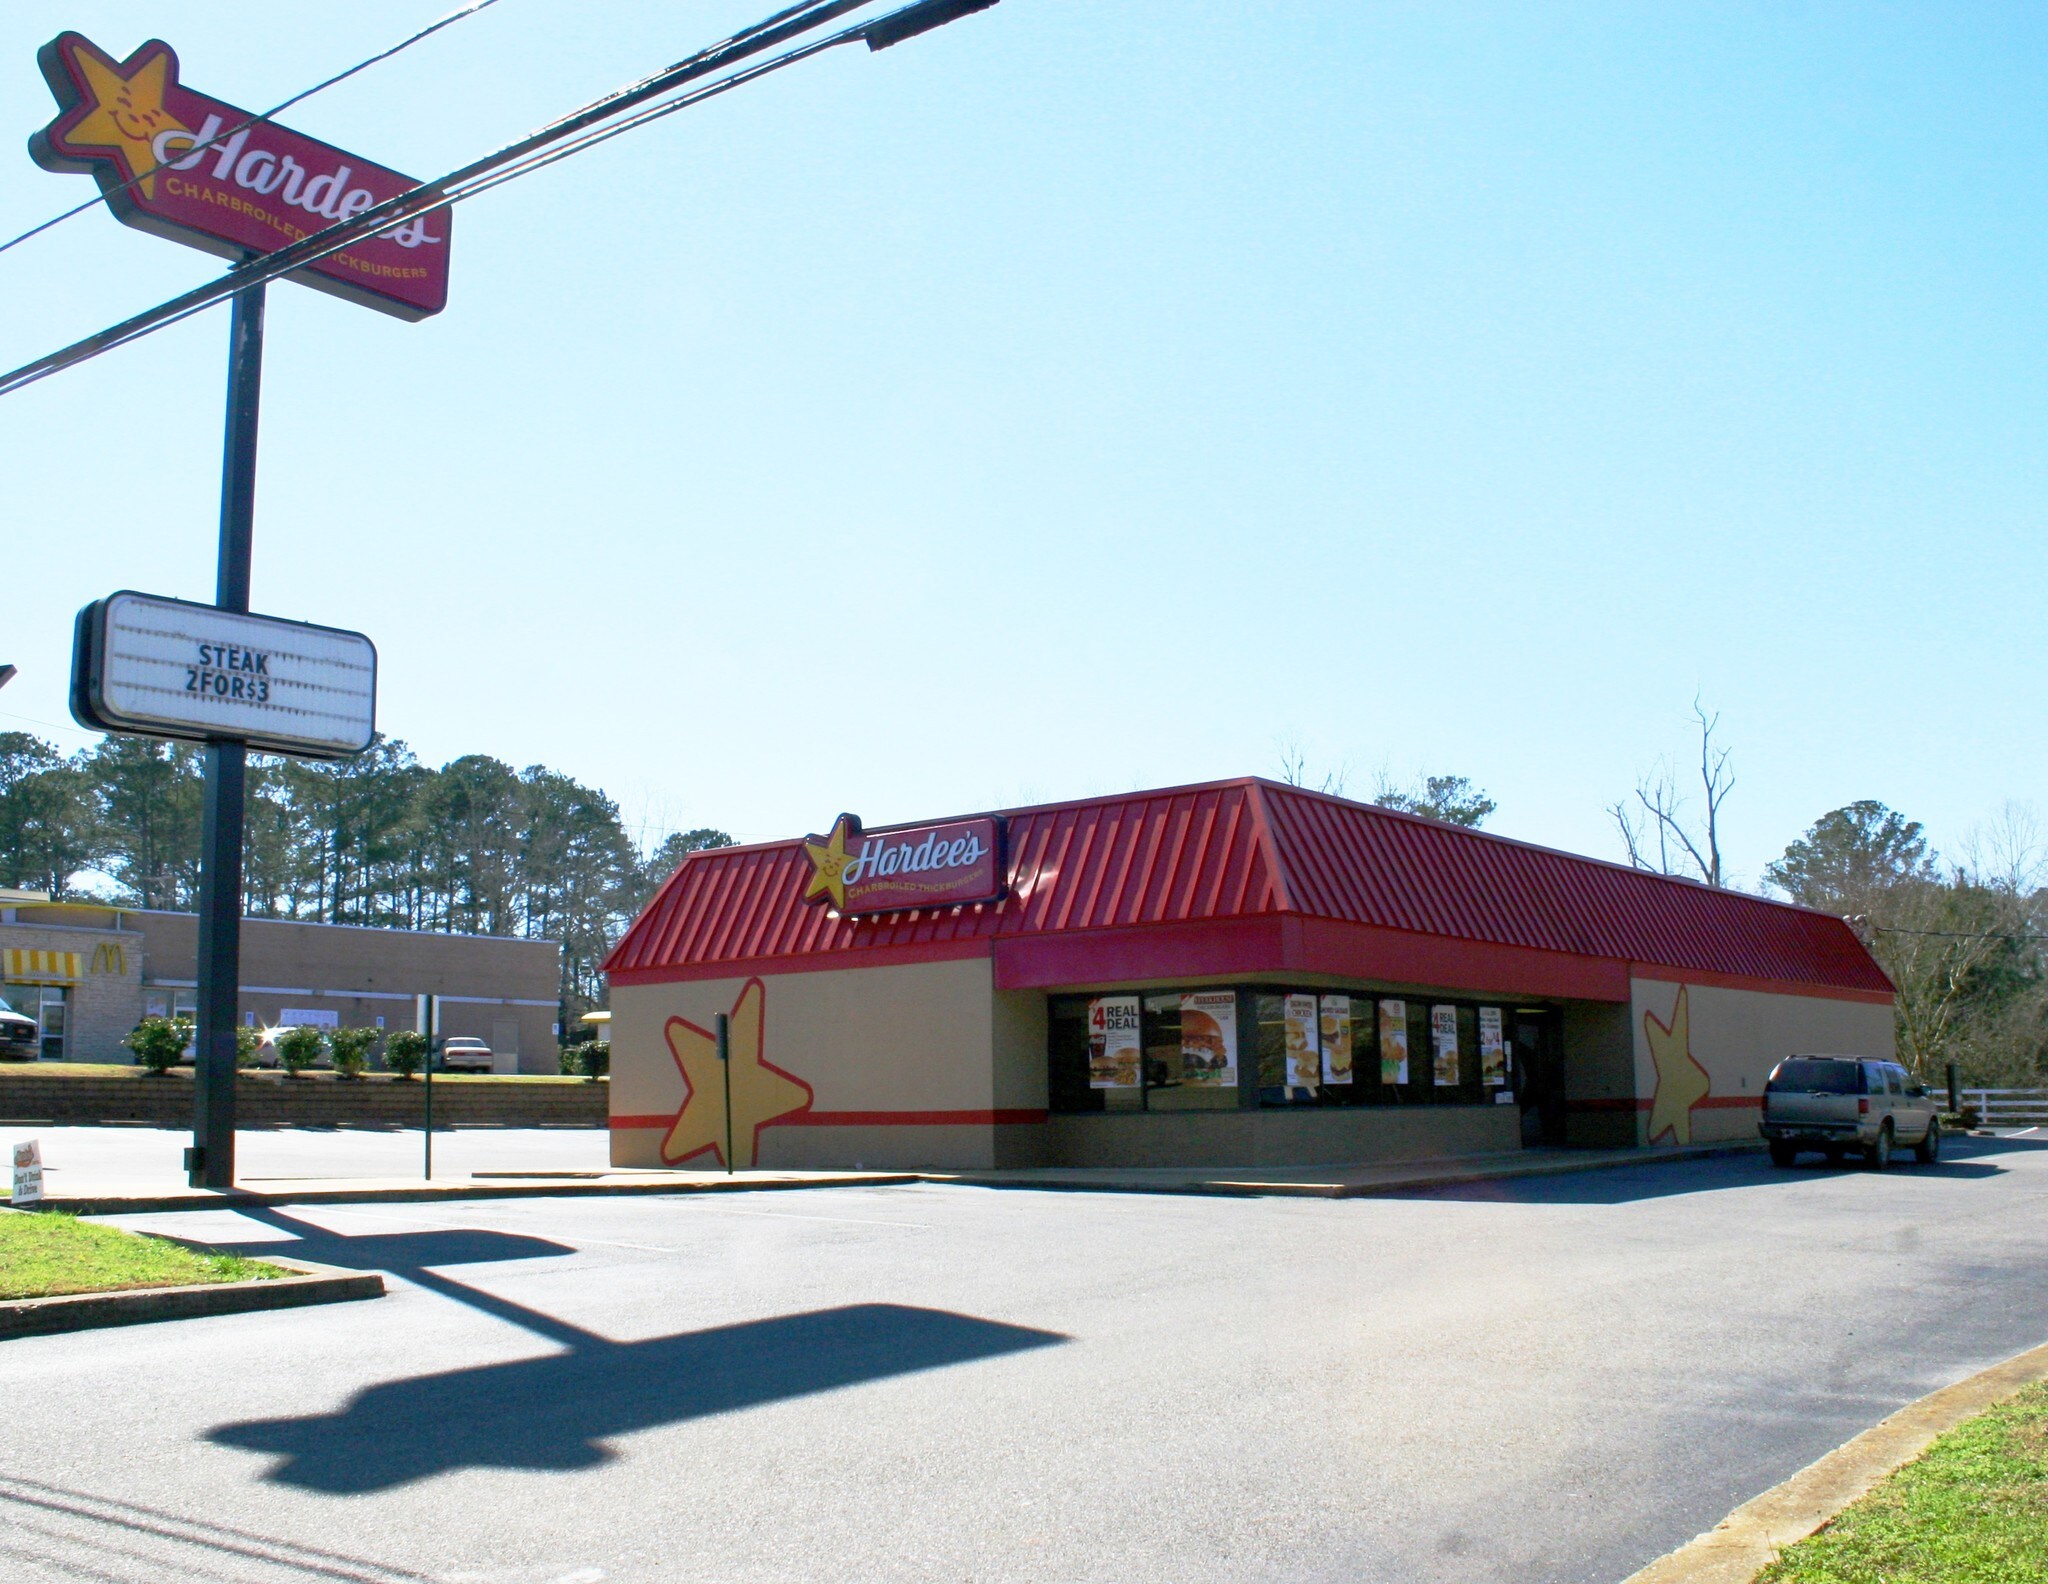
xmin=0 ymin=1069 xmax=607 ymax=1127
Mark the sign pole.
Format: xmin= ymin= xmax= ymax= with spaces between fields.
xmin=419 ymin=992 xmax=437 ymax=1180
xmin=716 ymin=1012 xmax=733 ymax=1174
xmin=188 ymin=280 xmax=265 ymax=1192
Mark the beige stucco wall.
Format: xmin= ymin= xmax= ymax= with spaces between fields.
xmin=609 ymin=957 xmax=1007 ymax=1170
xmin=1562 ymin=1000 xmax=1637 ymax=1147
xmin=1630 ymin=977 xmax=1895 ymax=1145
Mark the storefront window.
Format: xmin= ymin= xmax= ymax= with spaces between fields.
xmin=1054 ymin=986 xmax=1533 ymax=1115
xmin=1048 ymin=990 xmax=1242 ymax=1113
xmin=5 ymin=984 xmax=67 ymax=1060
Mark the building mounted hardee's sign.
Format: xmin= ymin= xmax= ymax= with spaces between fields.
xmin=29 ymin=33 xmax=449 ymax=320
xmin=72 ymin=592 xmax=376 ymax=760
xmin=802 ymin=813 xmax=1006 ymax=916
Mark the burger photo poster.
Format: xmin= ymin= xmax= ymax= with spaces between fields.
xmin=1282 ymin=993 xmax=1320 ymax=1091
xmin=1088 ymin=995 xmax=1143 ymax=1089
xmin=1319 ymin=994 xmax=1353 ymax=1085
xmin=1179 ymin=991 xmax=1237 ymax=1087
xmin=1378 ymin=999 xmax=1409 ymax=1085
xmin=1431 ymin=1004 xmax=1461 ymax=1086
xmin=1479 ymin=1006 xmax=1507 ymax=1086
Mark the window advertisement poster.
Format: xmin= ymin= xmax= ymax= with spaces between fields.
xmin=1378 ymin=998 xmax=1409 ymax=1084
xmin=1319 ymin=994 xmax=1354 ymax=1085
xmin=1479 ymin=1006 xmax=1507 ymax=1086
xmin=1282 ymin=993 xmax=1320 ymax=1090
xmin=1431 ymin=1004 xmax=1461 ymax=1086
xmin=1178 ymin=991 xmax=1238 ymax=1087
xmin=1088 ymin=995 xmax=1143 ymax=1089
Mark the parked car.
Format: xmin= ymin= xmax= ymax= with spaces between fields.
xmin=1760 ymin=1055 xmax=1940 ymax=1169
xmin=437 ymin=1036 xmax=494 ymax=1073
xmin=0 ymin=997 xmax=38 ymax=1060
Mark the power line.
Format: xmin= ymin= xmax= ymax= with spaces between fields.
xmin=1872 ymin=924 xmax=2048 ymax=944
xmin=0 ymin=0 xmax=510 ymax=262
xmin=0 ymin=0 xmax=998 ymax=400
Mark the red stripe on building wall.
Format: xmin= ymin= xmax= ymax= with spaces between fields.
xmin=1567 ymin=1096 xmax=1763 ymax=1113
xmin=779 ymin=1109 xmax=1049 ymax=1127
xmin=609 ymin=1108 xmax=1049 ymax=1131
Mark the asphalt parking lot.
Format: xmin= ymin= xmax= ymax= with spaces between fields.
xmin=3 ymin=1135 xmax=2045 ymax=1584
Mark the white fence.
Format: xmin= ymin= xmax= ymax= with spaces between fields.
xmin=1958 ymin=1088 xmax=2048 ymax=1127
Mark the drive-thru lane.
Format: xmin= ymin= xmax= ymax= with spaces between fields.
xmin=2 ymin=1136 xmax=2045 ymax=1584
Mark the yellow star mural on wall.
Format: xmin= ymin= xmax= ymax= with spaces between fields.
xmin=62 ymin=41 xmax=189 ymax=199
xmin=661 ymin=979 xmax=812 ymax=1168
xmin=802 ymin=814 xmax=860 ymax=911
xmin=1644 ymin=986 xmax=1713 ymax=1145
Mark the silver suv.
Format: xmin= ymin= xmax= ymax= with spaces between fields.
xmin=1760 ymin=1056 xmax=1940 ymax=1169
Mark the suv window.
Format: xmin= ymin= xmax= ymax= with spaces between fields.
xmin=1766 ymin=1058 xmax=1863 ymax=1094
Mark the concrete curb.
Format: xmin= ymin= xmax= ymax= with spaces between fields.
xmin=0 ymin=1255 xmax=384 ymax=1339
xmin=41 ymin=1172 xmax=924 ymax=1216
xmin=1619 ymin=1336 xmax=2048 ymax=1584
xmin=928 ymin=1142 xmax=1765 ymax=1201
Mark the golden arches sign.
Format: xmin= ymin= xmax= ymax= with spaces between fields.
xmin=89 ymin=942 xmax=126 ymax=976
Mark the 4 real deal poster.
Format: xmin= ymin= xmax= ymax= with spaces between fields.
xmin=1179 ymin=991 xmax=1237 ymax=1087
xmin=1378 ymin=999 xmax=1408 ymax=1085
xmin=1089 ymin=995 xmax=1142 ymax=1088
xmin=1432 ymin=1004 xmax=1461 ymax=1086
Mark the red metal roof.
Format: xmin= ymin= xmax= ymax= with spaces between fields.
xmin=606 ymin=778 xmax=1892 ymax=1000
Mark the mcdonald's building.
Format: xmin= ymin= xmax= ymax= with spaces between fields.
xmin=603 ymin=778 xmax=1895 ymax=1172
xmin=0 ymin=888 xmax=559 ymax=1067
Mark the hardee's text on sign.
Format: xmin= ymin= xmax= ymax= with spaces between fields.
xmin=802 ymin=813 xmax=1006 ymax=916
xmin=29 ymin=32 xmax=449 ymax=320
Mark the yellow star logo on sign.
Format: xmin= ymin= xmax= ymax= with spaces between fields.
xmin=64 ymin=41 xmax=189 ymax=199
xmin=662 ymin=979 xmax=812 ymax=1169
xmin=802 ymin=813 xmax=860 ymax=911
xmin=1644 ymin=986 xmax=1712 ymax=1145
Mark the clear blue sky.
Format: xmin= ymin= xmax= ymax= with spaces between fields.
xmin=3 ymin=1 xmax=2042 ymax=884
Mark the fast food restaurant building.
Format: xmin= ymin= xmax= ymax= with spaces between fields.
xmin=604 ymin=778 xmax=1894 ymax=1171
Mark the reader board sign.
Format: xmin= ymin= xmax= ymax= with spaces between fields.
xmin=801 ymin=812 xmax=1006 ymax=916
xmin=29 ymin=33 xmax=450 ymax=320
xmin=71 ymin=591 xmax=376 ymax=760
xmin=12 ymin=1139 xmax=43 ymax=1207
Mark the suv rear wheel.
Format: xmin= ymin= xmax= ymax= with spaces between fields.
xmin=1914 ymin=1117 xmax=1941 ymax=1165
xmin=1866 ymin=1121 xmax=1893 ymax=1171
xmin=1768 ymin=1140 xmax=1799 ymax=1167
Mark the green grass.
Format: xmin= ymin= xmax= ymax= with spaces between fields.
xmin=1758 ymin=1381 xmax=2048 ymax=1583
xmin=0 ymin=1210 xmax=290 ymax=1300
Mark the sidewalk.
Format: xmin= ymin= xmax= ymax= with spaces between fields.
xmin=928 ymin=1140 xmax=1765 ymax=1199
xmin=15 ymin=1131 xmax=1767 ymax=1215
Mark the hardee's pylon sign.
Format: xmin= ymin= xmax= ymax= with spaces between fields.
xmin=802 ymin=813 xmax=1007 ymax=917
xmin=29 ymin=33 xmax=449 ymax=320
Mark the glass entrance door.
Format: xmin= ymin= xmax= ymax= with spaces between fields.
xmin=1512 ymin=1009 xmax=1564 ymax=1146
xmin=37 ymin=986 xmax=67 ymax=1060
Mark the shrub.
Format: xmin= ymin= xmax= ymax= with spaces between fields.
xmin=327 ymin=1026 xmax=380 ymax=1081
xmin=234 ymin=1024 xmax=264 ymax=1069
xmin=124 ymin=1015 xmax=191 ymax=1075
xmin=384 ymin=1028 xmax=428 ymax=1080
xmin=274 ymin=1025 xmax=326 ymax=1078
xmin=579 ymin=1040 xmax=610 ymax=1081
